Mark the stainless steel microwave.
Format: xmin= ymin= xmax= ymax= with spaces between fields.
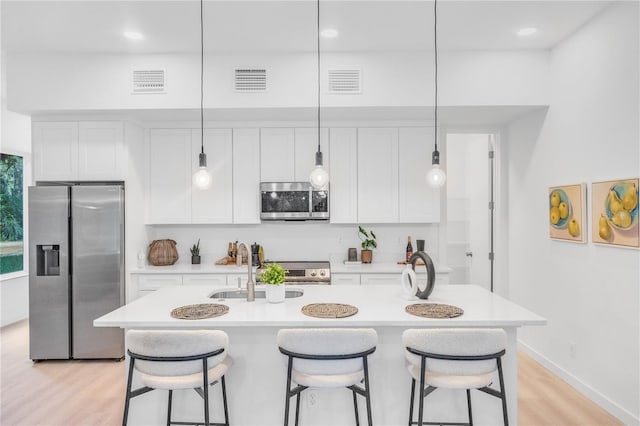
xmin=260 ymin=182 xmax=329 ymax=221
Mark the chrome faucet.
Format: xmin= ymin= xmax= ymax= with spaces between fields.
xmin=237 ymin=242 xmax=255 ymax=302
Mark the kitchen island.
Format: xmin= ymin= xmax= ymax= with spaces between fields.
xmin=95 ymin=284 xmax=545 ymax=426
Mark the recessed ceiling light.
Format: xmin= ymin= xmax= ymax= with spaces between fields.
xmin=320 ymin=29 xmax=339 ymax=39
xmin=517 ymin=27 xmax=538 ymax=37
xmin=123 ymin=31 xmax=144 ymax=40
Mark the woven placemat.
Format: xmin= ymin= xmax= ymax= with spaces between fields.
xmin=171 ymin=303 xmax=229 ymax=320
xmin=405 ymin=303 xmax=464 ymax=319
xmin=302 ymin=303 xmax=358 ymax=319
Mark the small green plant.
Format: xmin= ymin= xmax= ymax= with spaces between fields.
xmin=190 ymin=239 xmax=200 ymax=256
xmin=358 ymin=226 xmax=377 ymax=250
xmin=261 ymin=262 xmax=288 ymax=285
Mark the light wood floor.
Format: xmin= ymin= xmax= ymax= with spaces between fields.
xmin=1 ymin=320 xmax=622 ymax=426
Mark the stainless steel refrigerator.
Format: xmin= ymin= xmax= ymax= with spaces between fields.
xmin=28 ymin=184 xmax=124 ymax=360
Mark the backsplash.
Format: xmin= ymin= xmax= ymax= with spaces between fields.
xmin=146 ymin=223 xmax=440 ymax=266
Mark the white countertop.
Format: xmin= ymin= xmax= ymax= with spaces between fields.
xmin=130 ymin=262 xmax=452 ymax=275
xmin=95 ymin=284 xmax=545 ymax=329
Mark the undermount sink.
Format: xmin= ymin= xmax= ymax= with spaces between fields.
xmin=209 ymin=288 xmax=304 ymax=300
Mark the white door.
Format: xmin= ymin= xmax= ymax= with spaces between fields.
xmin=445 ymin=133 xmax=492 ymax=289
xmin=329 ymin=128 xmax=358 ymax=223
xmin=260 ymin=128 xmax=295 ymax=181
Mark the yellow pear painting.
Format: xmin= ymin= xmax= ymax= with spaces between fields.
xmin=592 ymin=178 xmax=639 ymax=248
xmin=549 ymin=183 xmax=586 ymax=243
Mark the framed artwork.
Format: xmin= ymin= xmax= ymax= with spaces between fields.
xmin=549 ymin=183 xmax=587 ymax=243
xmin=0 ymin=153 xmax=25 ymax=274
xmin=592 ymin=178 xmax=639 ymax=248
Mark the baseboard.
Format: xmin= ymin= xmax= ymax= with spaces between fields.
xmin=518 ymin=341 xmax=639 ymax=426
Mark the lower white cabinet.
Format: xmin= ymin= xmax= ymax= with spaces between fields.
xmin=138 ymin=275 xmax=183 ymax=291
xmin=226 ymin=274 xmax=247 ymax=288
xmin=183 ymin=275 xmax=228 ymax=287
xmin=360 ymin=274 xmax=399 ymax=286
xmin=331 ymin=274 xmax=361 ymax=285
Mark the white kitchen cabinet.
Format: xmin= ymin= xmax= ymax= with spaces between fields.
xmin=33 ymin=121 xmax=124 ymax=181
xmin=233 ymin=128 xmax=260 ymax=224
xmin=183 ymin=274 xmax=227 ymax=287
xmin=329 ymin=128 xmax=358 ymax=223
xmin=78 ymin=122 xmax=125 ymax=180
xmin=398 ymin=128 xmax=440 ymax=223
xmin=293 ymin=128 xmax=329 ymax=182
xmin=360 ymin=273 xmax=400 ymax=286
xmin=357 ymin=128 xmax=399 ymax=223
xmin=191 ymin=129 xmax=233 ymax=224
xmin=147 ymin=129 xmax=192 ymax=224
xmin=331 ymin=274 xmax=361 ymax=285
xmin=227 ymin=273 xmax=247 ymax=288
xmin=138 ymin=275 xmax=183 ymax=291
xmin=260 ymin=128 xmax=295 ymax=181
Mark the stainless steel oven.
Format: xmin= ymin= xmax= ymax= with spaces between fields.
xmin=260 ymin=182 xmax=329 ymax=221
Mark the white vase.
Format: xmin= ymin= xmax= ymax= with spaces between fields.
xmin=265 ymin=284 xmax=285 ymax=303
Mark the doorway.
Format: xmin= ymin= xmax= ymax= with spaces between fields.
xmin=445 ymin=133 xmax=495 ymax=289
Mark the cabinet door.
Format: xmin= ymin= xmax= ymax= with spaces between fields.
xmin=147 ymin=129 xmax=192 ymax=224
xmin=138 ymin=275 xmax=183 ymax=291
xmin=398 ymin=128 xmax=440 ymax=223
xmin=183 ymin=275 xmax=227 ymax=287
xmin=357 ymin=128 xmax=399 ymax=223
xmin=360 ymin=274 xmax=399 ymax=286
xmin=233 ymin=128 xmax=260 ymax=224
xmin=329 ymin=128 xmax=358 ymax=223
xmin=78 ymin=122 xmax=125 ymax=180
xmin=191 ymin=129 xmax=233 ymax=224
xmin=227 ymin=273 xmax=248 ymax=288
xmin=331 ymin=274 xmax=361 ymax=285
xmin=32 ymin=122 xmax=78 ymax=181
xmin=293 ymin=128 xmax=329 ymax=182
xmin=260 ymin=128 xmax=295 ymax=181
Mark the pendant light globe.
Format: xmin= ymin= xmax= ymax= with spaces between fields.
xmin=310 ymin=164 xmax=329 ymax=189
xmin=426 ymin=164 xmax=446 ymax=187
xmin=193 ymin=167 xmax=212 ymax=189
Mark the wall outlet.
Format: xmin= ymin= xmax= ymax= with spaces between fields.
xmin=569 ymin=341 xmax=577 ymax=358
xmin=307 ymin=391 xmax=319 ymax=408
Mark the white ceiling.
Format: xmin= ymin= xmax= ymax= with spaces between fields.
xmin=2 ymin=1 xmax=611 ymax=54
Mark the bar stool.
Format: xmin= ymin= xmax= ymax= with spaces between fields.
xmin=277 ymin=328 xmax=378 ymax=426
xmin=123 ymin=330 xmax=233 ymax=426
xmin=402 ymin=328 xmax=508 ymax=426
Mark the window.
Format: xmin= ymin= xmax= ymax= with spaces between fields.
xmin=1 ymin=153 xmax=24 ymax=274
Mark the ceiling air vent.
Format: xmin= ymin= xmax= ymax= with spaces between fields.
xmin=132 ymin=70 xmax=166 ymax=94
xmin=328 ymin=69 xmax=362 ymax=94
xmin=235 ymin=69 xmax=267 ymax=92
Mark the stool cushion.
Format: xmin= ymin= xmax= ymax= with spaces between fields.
xmin=407 ymin=363 xmax=492 ymax=389
xmin=403 ymin=328 xmax=506 ymax=377
xmin=277 ymin=328 xmax=377 ymax=377
xmin=292 ymin=368 xmax=364 ymax=388
xmin=128 ymin=330 xmax=229 ymax=377
xmin=140 ymin=356 xmax=233 ymax=390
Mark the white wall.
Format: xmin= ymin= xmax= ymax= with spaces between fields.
xmin=506 ymin=3 xmax=639 ymax=423
xmin=1 ymin=45 xmax=32 ymax=326
xmin=6 ymin=50 xmax=549 ymax=113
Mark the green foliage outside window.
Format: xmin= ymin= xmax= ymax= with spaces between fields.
xmin=1 ymin=154 xmax=24 ymax=274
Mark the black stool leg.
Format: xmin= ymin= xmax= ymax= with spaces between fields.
xmin=497 ymin=358 xmax=509 ymax=426
xmin=203 ymin=359 xmax=210 ymax=426
xmin=363 ymin=356 xmax=373 ymax=426
xmin=466 ymin=389 xmax=473 ymax=426
xmin=167 ymin=390 xmax=173 ymax=426
xmin=221 ymin=376 xmax=230 ymax=426
xmin=408 ymin=378 xmax=415 ymax=426
xmin=417 ymin=357 xmax=426 ymax=426
xmin=294 ymin=391 xmax=301 ymax=426
xmin=122 ymin=357 xmax=136 ymax=426
xmin=284 ymin=356 xmax=293 ymax=426
xmin=352 ymin=388 xmax=360 ymax=426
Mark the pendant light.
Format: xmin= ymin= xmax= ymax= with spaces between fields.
xmin=309 ymin=0 xmax=329 ymax=189
xmin=193 ymin=0 xmax=212 ymax=189
xmin=426 ymin=0 xmax=446 ymax=188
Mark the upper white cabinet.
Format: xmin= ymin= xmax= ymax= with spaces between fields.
xmin=329 ymin=128 xmax=358 ymax=223
xmin=398 ymin=128 xmax=441 ymax=223
xmin=260 ymin=128 xmax=295 ymax=182
xmin=191 ymin=129 xmax=233 ymax=224
xmin=233 ymin=128 xmax=261 ymax=224
xmin=357 ymin=128 xmax=399 ymax=223
xmin=293 ymin=128 xmax=329 ymax=182
xmin=147 ymin=129 xmax=192 ymax=224
xmin=33 ymin=121 xmax=123 ymax=181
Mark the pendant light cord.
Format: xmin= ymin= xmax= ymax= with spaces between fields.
xmin=433 ymin=0 xmax=438 ymax=153
xmin=200 ymin=0 xmax=204 ymax=155
xmin=317 ymin=0 xmax=321 ymax=154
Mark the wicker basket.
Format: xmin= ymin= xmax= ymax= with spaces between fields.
xmin=148 ymin=239 xmax=179 ymax=266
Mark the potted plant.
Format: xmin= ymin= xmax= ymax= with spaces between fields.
xmin=261 ymin=262 xmax=288 ymax=303
xmin=190 ymin=239 xmax=201 ymax=264
xmin=358 ymin=226 xmax=377 ymax=264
